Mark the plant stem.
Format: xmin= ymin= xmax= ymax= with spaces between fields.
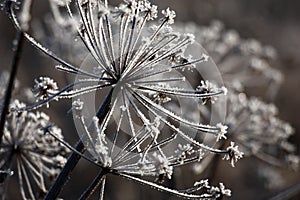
xmin=45 ymin=139 xmax=85 ymax=200
xmin=45 ymin=88 xmax=114 ymax=199
xmin=0 ymin=31 xmax=24 ymax=145
xmin=79 ymin=168 xmax=109 ymax=200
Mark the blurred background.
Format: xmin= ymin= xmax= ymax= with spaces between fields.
xmin=1 ymin=0 xmax=300 ymax=199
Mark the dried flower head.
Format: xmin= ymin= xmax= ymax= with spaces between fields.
xmin=6 ymin=0 xmax=238 ymax=199
xmin=174 ymin=20 xmax=298 ymax=172
xmin=224 ymin=90 xmax=298 ymax=168
xmin=32 ymin=77 xmax=59 ymax=103
xmin=0 ymin=100 xmax=69 ymax=199
xmin=176 ymin=20 xmax=283 ymax=99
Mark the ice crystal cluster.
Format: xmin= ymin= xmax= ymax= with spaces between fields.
xmin=0 ymin=100 xmax=69 ymax=199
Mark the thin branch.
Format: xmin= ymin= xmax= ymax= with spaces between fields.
xmin=42 ymin=124 xmax=103 ymax=169
xmin=0 ymin=0 xmax=34 ymax=145
xmin=0 ymin=32 xmax=24 ymax=145
xmin=79 ymin=169 xmax=108 ymax=200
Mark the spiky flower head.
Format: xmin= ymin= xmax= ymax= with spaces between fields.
xmin=176 ymin=20 xmax=283 ymax=99
xmin=7 ymin=0 xmax=237 ymax=198
xmin=32 ymin=77 xmax=59 ymax=106
xmin=0 ymin=100 xmax=69 ymax=199
xmin=224 ymin=90 xmax=298 ymax=169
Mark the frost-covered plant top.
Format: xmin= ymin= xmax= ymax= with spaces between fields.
xmin=176 ymin=20 xmax=283 ymax=100
xmin=0 ymin=100 xmax=69 ymax=199
xmin=5 ymin=0 xmax=244 ymax=199
xmin=225 ymin=91 xmax=299 ymax=169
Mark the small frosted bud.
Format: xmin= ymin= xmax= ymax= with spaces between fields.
xmin=223 ymin=142 xmax=244 ymax=167
xmin=162 ymin=8 xmax=176 ymax=24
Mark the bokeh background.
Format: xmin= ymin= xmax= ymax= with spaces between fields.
xmin=1 ymin=0 xmax=300 ymax=199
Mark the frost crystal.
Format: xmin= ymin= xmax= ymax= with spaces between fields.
xmin=196 ymin=80 xmax=225 ymax=104
xmin=209 ymin=183 xmax=232 ymax=197
xmin=151 ymin=152 xmax=173 ymax=180
xmin=174 ymin=144 xmax=194 ymax=164
xmin=162 ymin=8 xmax=176 ymax=24
xmin=216 ymin=123 xmax=228 ymax=142
xmin=223 ymin=142 xmax=244 ymax=167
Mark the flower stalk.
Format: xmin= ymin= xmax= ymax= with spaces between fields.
xmin=45 ymin=88 xmax=114 ymax=199
xmin=0 ymin=30 xmax=24 ymax=146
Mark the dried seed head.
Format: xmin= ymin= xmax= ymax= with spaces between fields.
xmin=0 ymin=100 xmax=69 ymax=199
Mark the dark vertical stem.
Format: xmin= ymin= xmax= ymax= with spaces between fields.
xmin=45 ymin=139 xmax=85 ymax=200
xmin=45 ymin=88 xmax=114 ymax=199
xmin=79 ymin=168 xmax=108 ymax=200
xmin=0 ymin=31 xmax=24 ymax=145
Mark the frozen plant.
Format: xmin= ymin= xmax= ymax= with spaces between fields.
xmin=176 ymin=20 xmax=283 ymax=100
xmin=0 ymin=100 xmax=69 ymax=199
xmin=194 ymin=88 xmax=298 ymax=178
xmin=174 ymin=20 xmax=299 ymax=180
xmin=3 ymin=0 xmax=244 ymax=199
xmin=224 ymin=90 xmax=298 ymax=169
xmin=66 ymin=108 xmax=236 ymax=199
